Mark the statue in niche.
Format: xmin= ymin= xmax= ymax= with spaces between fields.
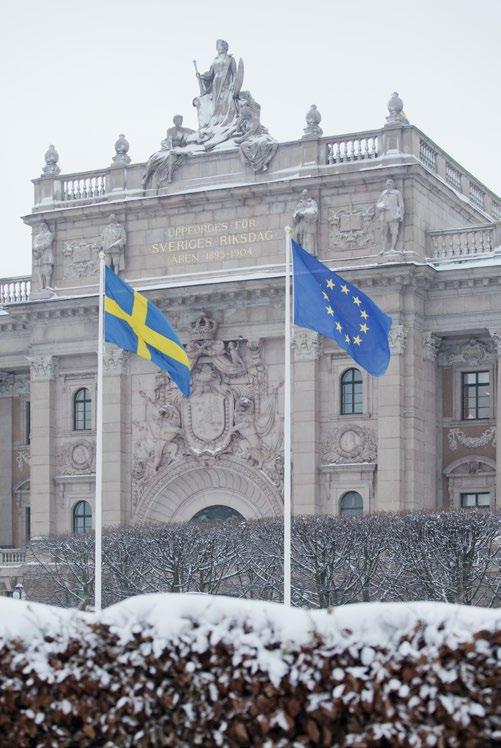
xmin=376 ymin=178 xmax=404 ymax=252
xmin=101 ymin=214 xmax=126 ymax=273
xmin=193 ymin=39 xmax=243 ymax=149
xmin=32 ymin=221 xmax=55 ymax=289
xmin=234 ymin=91 xmax=278 ymax=173
xmin=293 ymin=189 xmax=319 ymax=254
xmin=143 ymin=115 xmax=196 ymax=188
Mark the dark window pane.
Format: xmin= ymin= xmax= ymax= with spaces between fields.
xmin=73 ymin=500 xmax=92 ymax=533
xmin=340 ymin=491 xmax=363 ymax=515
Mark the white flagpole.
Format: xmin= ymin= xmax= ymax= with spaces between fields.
xmin=283 ymin=226 xmax=292 ymax=606
xmin=94 ymin=251 xmax=105 ymax=611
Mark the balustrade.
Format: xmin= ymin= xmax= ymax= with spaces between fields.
xmin=0 ymin=549 xmax=25 ymax=566
xmin=0 ymin=277 xmax=31 ymax=304
xmin=419 ymin=139 xmax=438 ymax=172
xmin=445 ymin=162 xmax=462 ymax=191
xmin=428 ymin=225 xmax=495 ymax=261
xmin=62 ymin=174 xmax=107 ymax=201
xmin=326 ymin=133 xmax=379 ymax=164
xmin=469 ymin=183 xmax=485 ymax=210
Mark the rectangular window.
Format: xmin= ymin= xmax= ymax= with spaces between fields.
xmin=25 ymin=506 xmax=31 ymax=542
xmin=460 ymin=492 xmax=490 ymax=509
xmin=462 ymin=371 xmax=490 ymax=420
xmin=25 ymin=401 xmax=31 ymax=445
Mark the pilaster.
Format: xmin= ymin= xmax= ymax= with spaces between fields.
xmin=28 ymin=355 xmax=57 ymax=536
xmin=102 ymin=348 xmax=128 ymax=525
xmin=0 ymin=374 xmax=14 ymax=545
xmin=489 ymin=329 xmax=501 ymax=508
xmin=292 ymin=330 xmax=321 ymax=514
xmin=376 ymin=324 xmax=406 ymax=510
xmin=422 ymin=332 xmax=441 ymax=508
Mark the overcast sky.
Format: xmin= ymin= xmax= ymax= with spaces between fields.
xmin=1 ymin=0 xmax=499 ymax=277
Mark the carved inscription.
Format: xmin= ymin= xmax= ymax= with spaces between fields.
xmin=150 ymin=218 xmax=274 ymax=267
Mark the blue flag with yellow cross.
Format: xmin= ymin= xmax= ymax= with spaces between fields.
xmin=292 ymin=240 xmax=392 ymax=376
xmin=104 ymin=267 xmax=190 ymax=397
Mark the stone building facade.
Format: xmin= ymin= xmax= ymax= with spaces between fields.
xmin=1 ymin=47 xmax=501 ymax=588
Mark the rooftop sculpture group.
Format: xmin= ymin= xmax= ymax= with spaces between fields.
xmin=143 ymin=39 xmax=278 ymax=187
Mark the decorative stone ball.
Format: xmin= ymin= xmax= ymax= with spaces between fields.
xmin=306 ymin=105 xmax=322 ymax=127
xmin=387 ymin=91 xmax=403 ymax=117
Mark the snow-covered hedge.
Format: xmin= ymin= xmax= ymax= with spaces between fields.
xmin=0 ymin=595 xmax=499 ymax=747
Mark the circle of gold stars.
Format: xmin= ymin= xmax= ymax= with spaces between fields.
xmin=320 ymin=276 xmax=370 ymax=347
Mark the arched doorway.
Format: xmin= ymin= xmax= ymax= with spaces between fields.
xmin=133 ymin=457 xmax=282 ymax=524
xmin=191 ymin=505 xmax=244 ymax=522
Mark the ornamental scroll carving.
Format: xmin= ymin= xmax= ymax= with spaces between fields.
xmin=57 ymin=439 xmax=96 ymax=475
xmin=321 ymin=424 xmax=377 ymax=465
xmin=448 ymin=427 xmax=496 ymax=451
xmin=131 ymin=314 xmax=283 ymax=506
xmin=443 ymin=338 xmax=494 ymax=366
xmin=28 ymin=355 xmax=56 ymax=380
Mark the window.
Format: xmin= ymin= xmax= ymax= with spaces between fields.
xmin=462 ymin=371 xmax=490 ymax=420
xmin=191 ymin=505 xmax=244 ymax=523
xmin=25 ymin=401 xmax=31 ymax=445
xmin=339 ymin=491 xmax=363 ymax=516
xmin=460 ymin=492 xmax=490 ymax=509
xmin=73 ymin=388 xmax=91 ymax=431
xmin=341 ymin=368 xmax=363 ymax=414
xmin=73 ymin=500 xmax=92 ymax=533
xmin=25 ymin=506 xmax=31 ymax=542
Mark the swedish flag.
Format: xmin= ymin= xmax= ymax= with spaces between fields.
xmin=104 ymin=267 xmax=190 ymax=397
xmin=292 ymin=240 xmax=392 ymax=376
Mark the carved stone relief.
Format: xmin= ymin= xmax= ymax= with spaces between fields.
xmin=423 ymin=332 xmax=441 ymax=362
xmin=293 ymin=330 xmax=321 ymax=361
xmin=28 ymin=354 xmax=56 ymax=380
xmin=131 ymin=314 xmax=282 ymax=507
xmin=321 ymin=424 xmax=377 ymax=465
xmin=328 ymin=205 xmax=376 ymax=251
xmin=57 ymin=439 xmax=96 ymax=475
xmin=103 ymin=348 xmax=127 ymax=374
xmin=442 ymin=338 xmax=494 ymax=366
xmin=448 ymin=427 xmax=496 ymax=451
xmin=0 ymin=373 xmax=14 ymax=397
xmin=15 ymin=447 xmax=30 ymax=470
xmin=389 ymin=324 xmax=407 ymax=355
xmin=62 ymin=239 xmax=101 ymax=279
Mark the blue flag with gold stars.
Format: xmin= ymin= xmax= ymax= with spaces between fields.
xmin=292 ymin=240 xmax=392 ymax=376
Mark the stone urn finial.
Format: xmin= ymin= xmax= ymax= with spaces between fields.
xmin=386 ymin=91 xmax=405 ymax=124
xmin=303 ymin=104 xmax=323 ymax=138
xmin=112 ymin=133 xmax=131 ymax=166
xmin=42 ymin=144 xmax=60 ymax=177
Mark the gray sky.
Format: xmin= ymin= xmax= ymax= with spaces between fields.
xmin=1 ymin=0 xmax=499 ymax=277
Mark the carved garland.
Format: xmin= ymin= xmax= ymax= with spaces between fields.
xmin=448 ymin=427 xmax=496 ymax=451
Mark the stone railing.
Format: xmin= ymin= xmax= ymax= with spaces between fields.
xmin=31 ymin=125 xmax=499 ymax=220
xmin=324 ymin=131 xmax=380 ymax=164
xmin=0 ymin=276 xmax=31 ymax=304
xmin=427 ymin=224 xmax=498 ymax=262
xmin=0 ymin=549 xmax=26 ymax=566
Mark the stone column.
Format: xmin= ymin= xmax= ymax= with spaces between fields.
xmin=292 ymin=330 xmax=321 ymax=514
xmin=102 ymin=348 xmax=127 ymax=526
xmin=28 ymin=355 xmax=57 ymax=536
xmin=0 ymin=374 xmax=14 ymax=546
xmin=489 ymin=330 xmax=501 ymax=508
xmin=376 ymin=324 xmax=407 ymax=510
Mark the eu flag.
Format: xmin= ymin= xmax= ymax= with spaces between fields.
xmin=104 ymin=267 xmax=190 ymax=397
xmin=292 ymin=240 xmax=392 ymax=376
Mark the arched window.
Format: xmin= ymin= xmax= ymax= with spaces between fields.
xmin=341 ymin=368 xmax=363 ymax=414
xmin=73 ymin=388 xmax=91 ymax=431
xmin=191 ymin=505 xmax=244 ymax=523
xmin=339 ymin=491 xmax=363 ymax=516
xmin=73 ymin=500 xmax=92 ymax=533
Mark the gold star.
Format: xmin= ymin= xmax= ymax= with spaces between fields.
xmin=360 ymin=323 xmax=369 ymax=333
xmin=360 ymin=310 xmax=369 ymax=320
xmin=344 ymin=334 xmax=351 ymax=344
xmin=326 ymin=305 xmax=334 ymax=316
xmin=353 ymin=335 xmax=362 ymax=346
xmin=326 ymin=278 xmax=335 ymax=289
xmin=322 ymin=291 xmax=329 ymax=300
xmin=336 ymin=322 xmax=342 ymax=332
xmin=341 ymin=284 xmax=349 ymax=295
xmin=352 ymin=296 xmax=361 ymax=306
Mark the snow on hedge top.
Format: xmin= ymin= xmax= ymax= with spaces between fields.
xmin=0 ymin=593 xmax=499 ymax=651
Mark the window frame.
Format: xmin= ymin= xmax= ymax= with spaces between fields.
xmin=461 ymin=370 xmax=490 ymax=421
xmin=460 ymin=491 xmax=490 ymax=509
xmin=339 ymin=490 xmax=364 ymax=516
xmin=72 ymin=500 xmax=93 ymax=534
xmin=73 ymin=387 xmax=92 ymax=432
xmin=340 ymin=367 xmax=363 ymax=415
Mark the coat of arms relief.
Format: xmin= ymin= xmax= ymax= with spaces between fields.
xmin=131 ymin=314 xmax=283 ymax=506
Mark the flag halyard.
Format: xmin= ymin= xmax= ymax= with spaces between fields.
xmin=292 ymin=240 xmax=392 ymax=376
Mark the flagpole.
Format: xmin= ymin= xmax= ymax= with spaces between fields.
xmin=283 ymin=226 xmax=292 ymax=606
xmin=94 ymin=251 xmax=105 ymax=612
